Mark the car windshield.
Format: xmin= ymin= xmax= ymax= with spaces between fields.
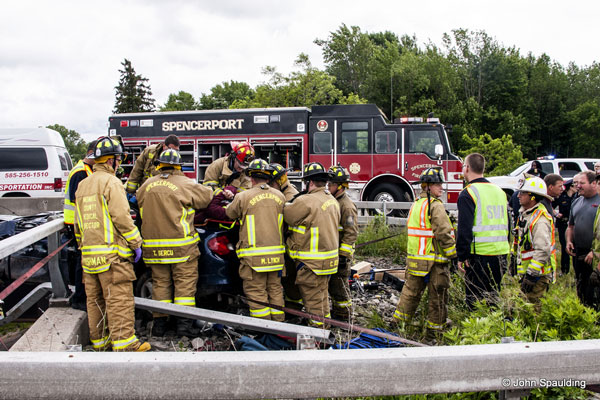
xmin=509 ymin=162 xmax=531 ymax=177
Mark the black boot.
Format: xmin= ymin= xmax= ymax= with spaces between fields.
xmin=177 ymin=318 xmax=200 ymax=337
xmin=152 ymin=317 xmax=169 ymax=337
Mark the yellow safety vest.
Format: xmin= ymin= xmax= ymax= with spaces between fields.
xmin=465 ymin=182 xmax=510 ymax=255
xmin=64 ymin=160 xmax=92 ymax=225
xmin=518 ymin=203 xmax=556 ymax=275
xmin=406 ymin=197 xmax=455 ymax=276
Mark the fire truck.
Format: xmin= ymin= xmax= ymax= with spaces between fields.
xmin=108 ymin=104 xmax=463 ymax=204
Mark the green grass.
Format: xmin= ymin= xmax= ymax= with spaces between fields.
xmin=355 ymin=216 xmax=407 ymax=264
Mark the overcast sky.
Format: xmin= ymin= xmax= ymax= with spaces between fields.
xmin=1 ymin=0 xmax=597 ymax=142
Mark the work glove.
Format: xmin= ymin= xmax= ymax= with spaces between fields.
xmin=133 ymin=247 xmax=142 ymax=263
xmin=520 ymin=273 xmax=539 ymax=294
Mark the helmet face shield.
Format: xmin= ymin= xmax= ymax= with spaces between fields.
xmin=231 ymin=142 xmax=255 ymax=166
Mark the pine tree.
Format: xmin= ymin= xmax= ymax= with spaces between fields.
xmin=113 ymin=58 xmax=156 ymax=113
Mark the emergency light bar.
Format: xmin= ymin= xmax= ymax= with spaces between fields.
xmin=427 ymin=117 xmax=440 ymax=123
xmin=398 ymin=117 xmax=423 ymax=123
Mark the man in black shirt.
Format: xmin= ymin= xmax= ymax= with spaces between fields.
xmin=554 ymin=179 xmax=575 ymax=274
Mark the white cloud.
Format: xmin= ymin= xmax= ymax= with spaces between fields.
xmin=0 ymin=0 xmax=598 ymax=139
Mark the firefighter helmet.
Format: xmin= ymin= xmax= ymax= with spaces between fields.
xmin=155 ymin=149 xmax=183 ymax=166
xmin=231 ymin=141 xmax=255 ymax=166
xmin=302 ymin=162 xmax=329 ymax=181
xmin=246 ymin=158 xmax=272 ymax=180
xmin=328 ymin=165 xmax=351 ymax=183
xmin=92 ymin=136 xmax=124 ymax=159
xmin=419 ymin=167 xmax=445 ymax=184
xmin=518 ymin=176 xmax=553 ymax=201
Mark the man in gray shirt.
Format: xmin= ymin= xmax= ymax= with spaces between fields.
xmin=566 ymin=170 xmax=600 ymax=307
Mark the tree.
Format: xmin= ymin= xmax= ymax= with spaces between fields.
xmin=199 ymin=81 xmax=255 ymax=109
xmin=315 ymin=24 xmax=375 ymax=97
xmin=113 ymin=58 xmax=155 ymax=113
xmin=47 ymin=124 xmax=87 ymax=162
xmin=568 ymin=101 xmax=600 ymax=157
xmin=160 ymin=91 xmax=199 ymax=111
xmin=459 ymin=133 xmax=526 ymax=176
xmin=231 ymin=54 xmax=366 ymax=108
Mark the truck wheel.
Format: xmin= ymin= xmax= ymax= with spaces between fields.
xmin=135 ymin=270 xmax=153 ymax=299
xmin=367 ymin=183 xmax=408 ymax=217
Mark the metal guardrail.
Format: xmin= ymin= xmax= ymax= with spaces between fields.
xmin=0 ymin=218 xmax=67 ymax=323
xmin=0 ymin=197 xmax=64 ymax=216
xmin=0 ymin=339 xmax=598 ymax=399
xmin=355 ymin=201 xmax=457 ymax=226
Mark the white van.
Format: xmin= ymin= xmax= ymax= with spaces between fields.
xmin=0 ymin=128 xmax=72 ymax=197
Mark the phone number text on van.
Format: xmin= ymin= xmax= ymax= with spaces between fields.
xmin=5 ymin=172 xmax=49 ymax=178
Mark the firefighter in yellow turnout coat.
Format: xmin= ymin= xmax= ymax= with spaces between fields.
xmin=125 ymin=134 xmax=180 ymax=194
xmin=269 ymin=163 xmax=303 ymax=312
xmin=137 ymin=149 xmax=213 ymax=336
xmin=516 ymin=176 xmax=555 ymax=312
xmin=327 ymin=165 xmax=358 ymax=319
xmin=226 ymin=159 xmax=286 ymax=321
xmin=203 ymin=141 xmax=254 ymax=193
xmin=284 ymin=162 xmax=340 ymax=327
xmin=74 ymin=137 xmax=150 ymax=352
xmin=394 ymin=168 xmax=456 ymax=340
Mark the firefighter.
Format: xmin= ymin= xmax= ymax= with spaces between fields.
xmin=327 ymin=165 xmax=358 ymax=319
xmin=269 ymin=163 xmax=303 ymax=312
xmin=393 ymin=167 xmax=456 ymax=343
xmin=203 ymin=141 xmax=254 ymax=196
xmin=64 ymin=139 xmax=96 ymax=311
xmin=125 ymin=134 xmax=180 ymax=194
xmin=225 ymin=159 xmax=286 ymax=321
xmin=269 ymin=163 xmax=299 ymax=201
xmin=74 ymin=137 xmax=149 ymax=352
xmin=284 ymin=162 xmax=340 ymax=327
xmin=137 ymin=149 xmax=213 ymax=337
xmin=516 ymin=176 xmax=555 ymax=312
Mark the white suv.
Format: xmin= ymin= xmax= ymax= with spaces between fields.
xmin=487 ymin=157 xmax=600 ymax=194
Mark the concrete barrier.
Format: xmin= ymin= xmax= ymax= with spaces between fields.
xmin=9 ymin=305 xmax=88 ymax=352
xmin=0 ymin=339 xmax=599 ymax=399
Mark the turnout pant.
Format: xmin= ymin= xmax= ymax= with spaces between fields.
xmin=84 ymin=259 xmax=140 ymax=351
xmin=524 ymin=274 xmax=552 ymax=313
xmin=328 ymin=256 xmax=352 ymax=317
xmin=295 ymin=262 xmax=331 ymax=327
xmin=151 ymin=257 xmax=198 ymax=318
xmin=394 ymin=263 xmax=450 ymax=331
xmin=239 ymin=261 xmax=284 ymax=321
xmin=282 ymin=254 xmax=303 ymax=310
xmin=464 ymin=255 xmax=507 ymax=310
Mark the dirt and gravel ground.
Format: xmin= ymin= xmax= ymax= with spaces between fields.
xmin=105 ymin=256 xmax=408 ymax=352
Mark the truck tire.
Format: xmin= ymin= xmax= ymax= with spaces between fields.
xmin=135 ymin=270 xmax=153 ymax=299
xmin=367 ymin=183 xmax=407 ymax=217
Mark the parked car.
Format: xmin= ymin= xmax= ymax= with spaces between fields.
xmin=487 ymin=157 xmax=600 ymax=195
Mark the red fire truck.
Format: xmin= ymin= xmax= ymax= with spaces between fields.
xmin=108 ymin=104 xmax=463 ymax=204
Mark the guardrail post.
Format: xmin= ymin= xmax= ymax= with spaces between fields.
xmin=47 ymin=230 xmax=68 ymax=298
xmin=382 ymin=202 xmax=387 ymax=225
